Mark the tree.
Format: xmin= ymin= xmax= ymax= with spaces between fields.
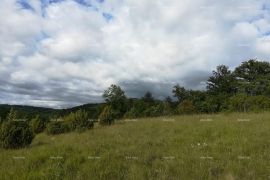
xmin=172 ymin=84 xmax=189 ymax=103
xmin=142 ymin=91 xmax=155 ymax=104
xmin=207 ymin=65 xmax=237 ymax=95
xmin=103 ymin=84 xmax=127 ymax=118
xmin=234 ymin=59 xmax=270 ymax=96
xmin=234 ymin=59 xmax=270 ymax=82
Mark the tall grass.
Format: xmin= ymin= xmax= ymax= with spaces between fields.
xmin=0 ymin=113 xmax=269 ymax=179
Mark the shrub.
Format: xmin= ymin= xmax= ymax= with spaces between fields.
xmin=99 ymin=106 xmax=114 ymax=125
xmin=228 ymin=94 xmax=270 ymax=112
xmin=178 ymin=100 xmax=197 ymax=114
xmin=143 ymin=103 xmax=164 ymax=117
xmin=29 ymin=115 xmax=45 ymax=134
xmin=123 ymin=107 xmax=139 ymax=119
xmin=0 ymin=120 xmax=34 ymax=149
xmin=65 ymin=110 xmax=94 ymax=132
xmin=46 ymin=121 xmax=71 ymax=135
xmin=6 ymin=108 xmax=17 ymax=122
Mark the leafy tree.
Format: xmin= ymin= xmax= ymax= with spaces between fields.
xmin=103 ymin=84 xmax=127 ymax=118
xmin=142 ymin=91 xmax=155 ymax=104
xmin=172 ymin=84 xmax=189 ymax=103
xmin=234 ymin=59 xmax=270 ymax=82
xmin=207 ymin=65 xmax=237 ymax=95
xmin=234 ymin=60 xmax=270 ymax=96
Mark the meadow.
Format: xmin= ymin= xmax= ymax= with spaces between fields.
xmin=0 ymin=113 xmax=269 ymax=180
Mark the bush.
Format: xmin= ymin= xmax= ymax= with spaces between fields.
xmin=0 ymin=120 xmax=34 ymax=149
xmin=228 ymin=94 xmax=270 ymax=112
xmin=46 ymin=110 xmax=94 ymax=134
xmin=29 ymin=115 xmax=45 ymax=134
xmin=124 ymin=107 xmax=139 ymax=119
xmin=143 ymin=103 xmax=164 ymax=117
xmin=46 ymin=121 xmax=71 ymax=135
xmin=99 ymin=106 xmax=114 ymax=125
xmin=177 ymin=100 xmax=197 ymax=114
xmin=65 ymin=110 xmax=94 ymax=132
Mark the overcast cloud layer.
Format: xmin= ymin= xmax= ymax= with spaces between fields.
xmin=0 ymin=0 xmax=270 ymax=108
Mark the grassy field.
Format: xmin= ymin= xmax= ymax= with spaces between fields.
xmin=0 ymin=113 xmax=269 ymax=180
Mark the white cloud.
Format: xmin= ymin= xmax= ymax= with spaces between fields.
xmin=0 ymin=0 xmax=270 ymax=108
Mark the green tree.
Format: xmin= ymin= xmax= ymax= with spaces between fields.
xmin=172 ymin=84 xmax=189 ymax=103
xmin=207 ymin=65 xmax=237 ymax=95
xmin=142 ymin=91 xmax=155 ymax=104
xmin=103 ymin=84 xmax=127 ymax=119
xmin=234 ymin=59 xmax=270 ymax=96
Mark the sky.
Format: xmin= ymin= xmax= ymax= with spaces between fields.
xmin=0 ymin=0 xmax=270 ymax=108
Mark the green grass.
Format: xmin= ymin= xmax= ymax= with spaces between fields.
xmin=0 ymin=113 xmax=270 ymax=180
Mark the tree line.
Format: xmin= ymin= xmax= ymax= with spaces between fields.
xmin=99 ymin=59 xmax=270 ymax=123
xmin=0 ymin=59 xmax=269 ymax=149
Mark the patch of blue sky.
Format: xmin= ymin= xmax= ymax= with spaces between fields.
xmin=248 ymin=13 xmax=264 ymax=24
xmin=40 ymin=0 xmax=101 ymax=17
xmin=262 ymin=3 xmax=270 ymax=11
xmin=49 ymin=0 xmax=66 ymax=4
xmin=17 ymin=0 xmax=35 ymax=12
xmin=30 ymin=32 xmax=50 ymax=53
xmin=102 ymin=12 xmax=113 ymax=22
xmin=96 ymin=0 xmax=105 ymax=3
xmin=264 ymin=31 xmax=270 ymax=36
xmin=40 ymin=0 xmax=49 ymax=17
xmin=35 ymin=31 xmax=49 ymax=42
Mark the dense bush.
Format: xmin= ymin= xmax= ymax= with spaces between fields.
xmin=46 ymin=110 xmax=94 ymax=135
xmin=124 ymin=107 xmax=139 ymax=119
xmin=177 ymin=100 xmax=197 ymax=114
xmin=0 ymin=120 xmax=34 ymax=149
xmin=65 ymin=110 xmax=94 ymax=132
xmin=99 ymin=106 xmax=114 ymax=125
xmin=29 ymin=115 xmax=45 ymax=134
xmin=46 ymin=121 xmax=71 ymax=135
xmin=228 ymin=94 xmax=270 ymax=112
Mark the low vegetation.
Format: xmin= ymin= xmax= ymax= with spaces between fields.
xmin=0 ymin=113 xmax=269 ymax=179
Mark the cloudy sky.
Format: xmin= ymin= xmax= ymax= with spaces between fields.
xmin=0 ymin=0 xmax=270 ymax=108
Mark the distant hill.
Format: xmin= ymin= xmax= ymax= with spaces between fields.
xmin=0 ymin=103 xmax=105 ymax=121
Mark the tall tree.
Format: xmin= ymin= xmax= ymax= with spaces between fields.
xmin=207 ymin=65 xmax=236 ymax=95
xmin=234 ymin=59 xmax=270 ymax=96
xmin=142 ymin=91 xmax=154 ymax=104
xmin=103 ymin=84 xmax=127 ymax=118
xmin=172 ymin=84 xmax=189 ymax=103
